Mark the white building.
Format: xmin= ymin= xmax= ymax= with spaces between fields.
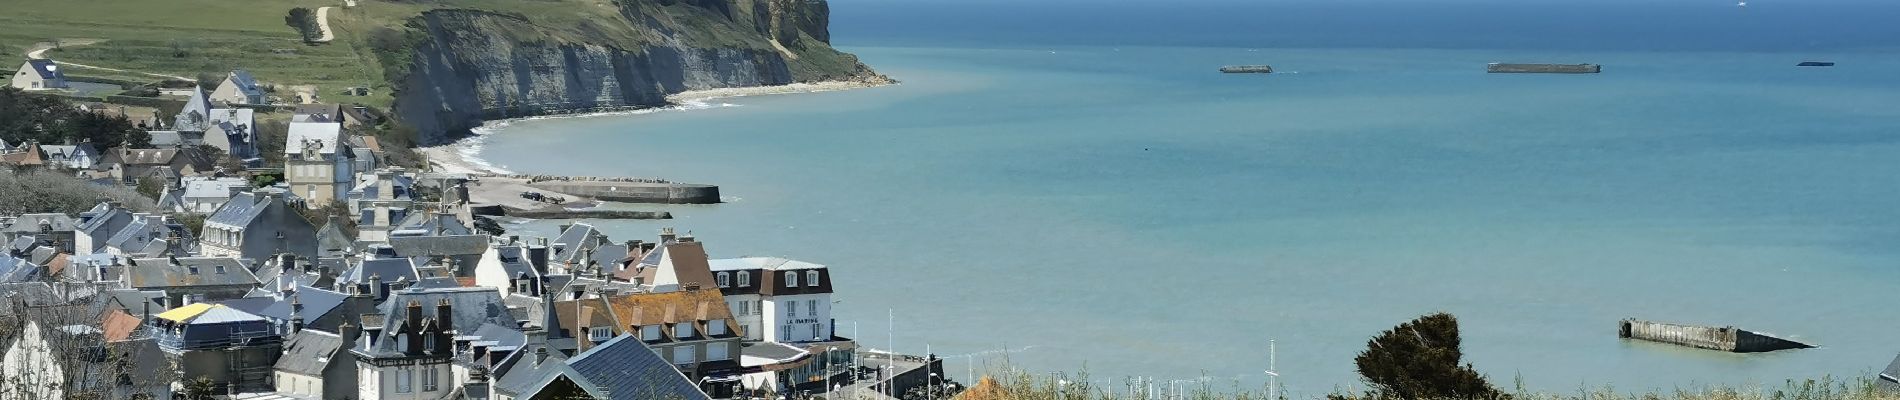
xmin=10 ymin=59 xmax=67 ymax=91
xmin=284 ymin=122 xmax=354 ymax=207
xmin=708 ymin=257 xmax=834 ymax=343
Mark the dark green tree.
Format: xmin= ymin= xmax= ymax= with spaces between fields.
xmin=1333 ymin=312 xmax=1506 ymax=400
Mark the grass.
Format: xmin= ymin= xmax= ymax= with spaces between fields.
xmin=949 ymin=368 xmax=1900 ymax=400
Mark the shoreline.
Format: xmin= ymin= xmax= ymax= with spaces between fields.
xmin=420 ymin=80 xmax=892 ymax=176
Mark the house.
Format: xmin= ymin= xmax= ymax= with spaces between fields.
xmin=96 ymin=147 xmax=217 ymax=185
xmin=73 ymin=202 xmax=134 ymax=257
xmin=206 ymin=108 xmax=259 ymax=162
xmin=315 ymin=216 xmax=356 ymax=258
xmin=1879 ymin=353 xmax=1900 ymax=393
xmin=550 ymin=288 xmax=745 ymax=395
xmin=709 ymin=257 xmax=835 ymax=344
xmin=199 ymin=192 xmax=318 ymax=262
xmin=123 ymin=257 xmax=260 ymax=306
xmin=284 ymin=122 xmax=354 ymax=207
xmin=616 ymin=230 xmax=719 ymax=292
xmin=0 ymin=140 xmax=43 ymax=166
xmin=180 ymin=176 xmax=251 ymax=213
xmin=492 ymin=335 xmax=711 ymax=400
xmin=210 ymin=70 xmax=266 ymax=105
xmin=1 ymin=315 xmax=171 ymax=400
xmin=149 ymin=302 xmax=283 ymax=393
xmin=222 ymin=283 xmax=377 ymax=335
xmin=173 ymin=86 xmax=213 ymax=132
xmin=274 ymin=329 xmax=357 ymax=398
xmin=348 ymin=167 xmax=415 ymax=242
xmin=388 ymin=234 xmax=490 ymax=277
xmin=348 ymin=286 xmax=520 ymax=400
xmin=475 ymin=239 xmax=548 ymax=299
xmin=10 ymin=59 xmax=67 ymax=90
xmin=99 ymin=214 xmax=193 ymax=257
xmin=37 ymin=143 xmax=99 ymax=169
xmin=1 ymin=213 xmax=76 ymax=253
xmin=292 ymin=103 xmax=372 ymax=129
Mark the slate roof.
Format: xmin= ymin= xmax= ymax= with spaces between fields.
xmin=276 ymin=330 xmax=344 ymax=376
xmin=77 ymin=203 xmax=130 ymax=233
xmin=338 ymin=257 xmax=420 ymax=285
xmin=125 ymin=257 xmax=259 ymax=288
xmin=175 ymin=87 xmax=212 ymax=131
xmin=103 ymin=216 xmax=190 ymax=255
xmin=224 ymin=70 xmax=263 ymax=99
xmin=206 ymin=192 xmax=269 ymax=227
xmin=394 ymin=212 xmax=472 ymax=236
xmin=388 ymin=235 xmax=489 ymax=257
xmin=22 ymin=59 xmax=62 ymax=79
xmin=568 ymin=335 xmax=711 ymax=400
xmin=285 ymin=122 xmax=342 ymax=155
xmin=359 ymin=286 xmax=517 ymax=357
xmin=291 ymin=104 xmax=342 ymax=122
xmin=492 ymin=245 xmax=541 ymax=280
xmin=255 ymin=284 xmax=350 ymax=322
xmin=1880 ymin=353 xmax=1900 ymax=392
xmin=2 ymin=213 xmax=76 ymax=235
xmin=494 ymin=347 xmax=590 ymax=398
xmin=183 ymin=177 xmax=246 ymax=199
xmin=316 ymin=219 xmax=354 ymax=257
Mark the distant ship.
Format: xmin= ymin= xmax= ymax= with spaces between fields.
xmin=1220 ymin=65 xmax=1274 ymax=74
xmin=1797 ymin=61 xmax=1836 ymax=67
xmin=1486 ymin=63 xmax=1602 ymax=74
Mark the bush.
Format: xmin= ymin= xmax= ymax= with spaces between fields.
xmin=1330 ymin=312 xmax=1505 ymax=400
xmin=285 ymin=8 xmax=322 ymax=43
xmin=0 ymin=171 xmax=154 ymax=215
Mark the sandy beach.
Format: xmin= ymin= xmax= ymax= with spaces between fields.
xmin=420 ymin=80 xmax=890 ymax=175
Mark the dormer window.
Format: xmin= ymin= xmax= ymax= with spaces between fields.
xmin=424 ymin=334 xmax=436 ymax=351
xmin=737 ymin=271 xmax=750 ymax=287
xmin=716 ymin=272 xmax=730 ymax=288
xmin=784 ymin=271 xmax=797 ymax=287
xmin=674 ymin=322 xmax=695 ymax=338
xmin=806 ymin=271 xmax=819 ymax=287
xmin=590 ymin=327 xmax=612 ymax=342
xmin=187 ymin=267 xmax=199 ymax=275
xmin=707 ymin=321 xmax=727 ymax=336
xmin=215 ymin=265 xmax=226 ymax=274
xmin=641 ymin=324 xmax=661 ymax=341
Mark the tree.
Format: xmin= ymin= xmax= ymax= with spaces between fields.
xmin=179 ymin=377 xmax=218 ymax=400
xmin=135 ymin=177 xmax=167 ymax=202
xmin=0 ymin=171 xmax=155 ymax=215
xmin=1332 ymin=312 xmax=1505 ymax=400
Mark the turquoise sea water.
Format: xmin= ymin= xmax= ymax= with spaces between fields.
xmin=476 ymin=2 xmax=1900 ymax=395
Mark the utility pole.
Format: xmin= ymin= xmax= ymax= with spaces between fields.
xmin=888 ymin=309 xmax=895 ymax=399
xmin=1266 ymin=339 xmax=1280 ymax=400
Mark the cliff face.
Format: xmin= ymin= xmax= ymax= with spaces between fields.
xmin=393 ymin=0 xmax=880 ymax=145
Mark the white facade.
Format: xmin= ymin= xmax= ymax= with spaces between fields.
xmin=359 ymin=362 xmax=451 ymax=400
xmin=275 ymin=371 xmax=323 ymax=397
xmin=763 ymin=293 xmax=832 ymax=343
xmin=725 ymin=293 xmax=764 ymax=341
xmin=0 ymin=322 xmax=65 ymax=399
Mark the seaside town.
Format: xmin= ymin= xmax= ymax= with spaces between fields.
xmin=0 ymin=58 xmax=957 ymax=399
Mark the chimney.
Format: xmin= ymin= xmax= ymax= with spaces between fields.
xmin=368 ymin=274 xmax=383 ymax=300
xmin=542 ymin=277 xmax=561 ymax=339
xmin=659 ymin=227 xmax=677 ymax=244
xmin=340 ymin=322 xmax=360 ymax=348
xmin=436 ymin=298 xmax=453 ymax=333
xmin=678 ymin=231 xmax=694 ymax=243
xmin=290 ymin=294 xmax=304 ymax=314
xmin=528 ymin=242 xmax=549 ymax=274
xmin=533 ymin=347 xmax=550 ymax=366
xmin=290 ymin=314 xmax=305 ymax=334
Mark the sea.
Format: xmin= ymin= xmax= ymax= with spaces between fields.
xmin=469 ymin=0 xmax=1900 ymax=395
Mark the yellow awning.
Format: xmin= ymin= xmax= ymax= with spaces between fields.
xmin=153 ymin=303 xmax=216 ymax=322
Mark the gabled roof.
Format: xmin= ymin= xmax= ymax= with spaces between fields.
xmin=359 ymin=286 xmax=516 ymax=357
xmin=394 ymin=212 xmax=472 ymax=236
xmin=567 ymin=335 xmax=711 ymax=400
xmin=175 ymin=87 xmax=212 ymax=131
xmin=315 ymin=219 xmax=355 ymax=257
xmin=588 ymin=289 xmax=735 ymax=329
xmin=2 ymin=213 xmax=75 ymax=234
xmin=101 ymin=308 xmax=144 ymax=342
xmin=388 ymin=235 xmax=489 ymax=257
xmin=285 ymin=122 xmax=342 ymax=155
xmin=1880 ymin=353 xmax=1900 ymax=392
xmin=206 ymin=192 xmax=271 ymax=227
xmin=276 ymin=330 xmax=343 ymax=376
xmin=21 ymin=59 xmax=62 ymax=80
xmin=224 ymin=70 xmax=263 ymax=98
xmin=125 ymin=257 xmax=259 ymax=288
xmin=338 ymin=257 xmax=420 ymax=285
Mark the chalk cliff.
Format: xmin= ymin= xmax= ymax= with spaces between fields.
xmin=387 ymin=0 xmax=884 ymax=144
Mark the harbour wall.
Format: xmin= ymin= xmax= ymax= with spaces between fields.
xmin=1618 ymin=319 xmax=1813 ymax=353
xmin=1487 ymin=63 xmax=1602 ymax=74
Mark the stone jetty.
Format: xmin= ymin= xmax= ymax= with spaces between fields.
xmin=520 ymin=175 xmax=720 ymax=204
xmin=1619 ymin=319 xmax=1814 ymax=353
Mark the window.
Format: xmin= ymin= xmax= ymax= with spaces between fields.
xmin=395 ymin=368 xmax=413 ymax=393
xmin=707 ymin=343 xmax=730 ymax=361
xmin=811 ymin=324 xmax=822 ymax=341
xmin=786 ymin=271 xmax=799 ymax=287
xmin=741 ymin=324 xmax=750 ymax=337
xmin=808 ymin=300 xmax=818 ymax=316
xmin=708 ymin=321 xmax=727 ymax=336
xmin=397 ymin=335 xmax=409 ymax=351
xmin=807 ymin=271 xmax=820 ymax=287
xmin=641 ymin=325 xmax=661 ymax=341
xmin=780 ymin=325 xmax=792 ymax=341
xmin=673 ymin=345 xmax=697 ymax=365
xmin=215 ymin=265 xmax=226 ymax=274
xmin=738 ymin=301 xmax=750 ymax=316
xmin=787 ymin=301 xmax=797 ymax=318
xmin=187 ymin=267 xmax=199 ymax=275
xmin=424 ymin=334 xmax=437 ymax=351
xmin=306 ymin=185 xmax=316 ymax=200
xmin=422 ymin=367 xmax=439 ymax=392
xmin=738 ymin=271 xmax=750 ymax=287
xmin=674 ymin=322 xmax=695 ymax=338
xmin=590 ymin=327 xmax=612 ymax=342
xmin=717 ymin=272 xmax=730 ymax=288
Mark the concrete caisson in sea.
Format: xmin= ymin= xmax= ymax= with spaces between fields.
xmin=526 ymin=179 xmax=721 ymax=204
xmin=1486 ymin=63 xmax=1602 ymax=74
xmin=1797 ymin=61 xmax=1836 ymax=67
xmin=1220 ymin=65 xmax=1274 ymax=74
xmin=1618 ymin=319 xmax=1814 ymax=353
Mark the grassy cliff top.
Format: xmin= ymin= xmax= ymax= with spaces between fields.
xmin=1 ymin=0 xmax=839 ymax=109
